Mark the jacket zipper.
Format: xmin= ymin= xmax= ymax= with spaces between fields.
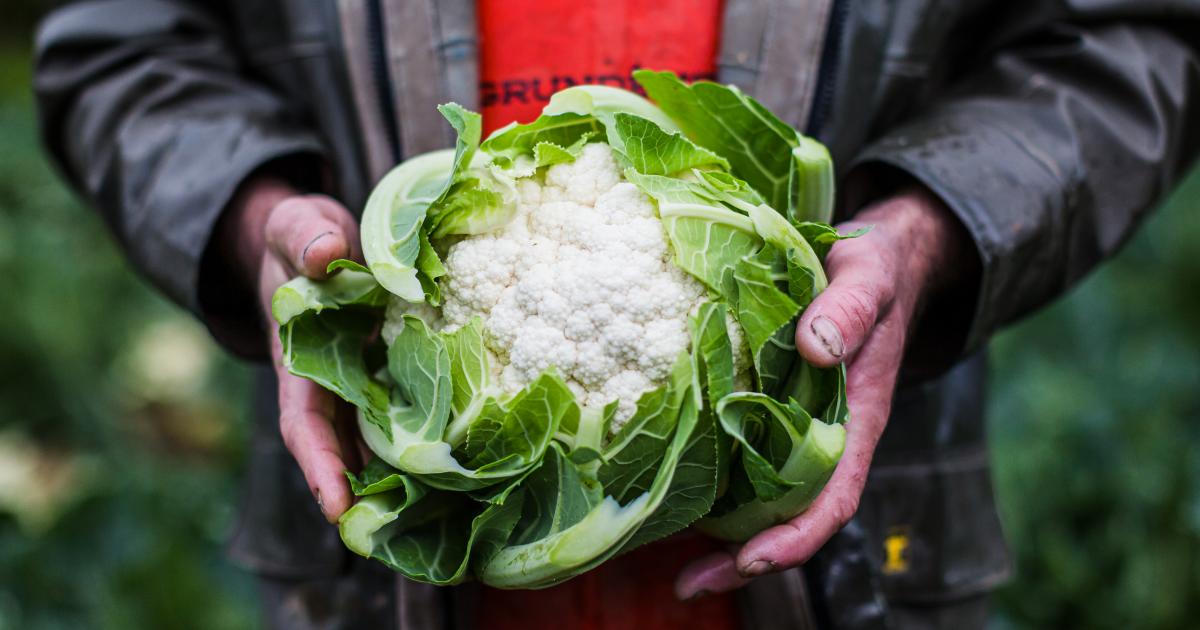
xmin=366 ymin=0 xmax=401 ymax=160
xmin=804 ymin=0 xmax=850 ymax=135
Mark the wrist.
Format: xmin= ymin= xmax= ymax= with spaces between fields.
xmin=218 ymin=176 xmax=299 ymax=287
xmin=853 ymin=183 xmax=981 ymax=379
xmin=855 ymin=185 xmax=973 ymax=307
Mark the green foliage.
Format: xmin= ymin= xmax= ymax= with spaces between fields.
xmin=989 ymin=165 xmax=1200 ymax=629
xmin=0 ymin=48 xmax=258 ymax=629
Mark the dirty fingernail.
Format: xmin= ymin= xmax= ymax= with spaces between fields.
xmin=741 ymin=559 xmax=777 ymax=577
xmin=301 ymin=231 xmax=335 ymax=265
xmin=810 ymin=316 xmax=844 ymax=358
xmin=685 ymin=589 xmax=711 ymax=601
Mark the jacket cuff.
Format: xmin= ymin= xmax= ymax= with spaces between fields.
xmin=183 ymin=132 xmax=327 ymax=360
xmin=849 ymin=106 xmax=1072 ymax=358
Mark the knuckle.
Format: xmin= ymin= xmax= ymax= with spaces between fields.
xmin=265 ymin=197 xmax=308 ymax=227
xmin=831 ymin=286 xmax=878 ymax=338
xmin=278 ymin=412 xmax=302 ymax=453
xmin=309 ymin=194 xmax=348 ymax=214
xmin=829 ymin=494 xmax=861 ymax=527
xmin=275 ymin=196 xmax=312 ymax=213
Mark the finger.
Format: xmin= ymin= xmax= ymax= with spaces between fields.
xmin=272 ymin=329 xmax=354 ymax=523
xmin=737 ymin=318 xmax=902 ymax=576
xmin=310 ymin=196 xmax=363 ymax=263
xmin=733 ymin=422 xmax=875 ymax=576
xmin=796 ymin=250 xmax=892 ymax=368
xmin=259 ymin=254 xmax=292 ymax=325
xmin=264 ymin=196 xmax=354 ymax=279
xmin=674 ymin=551 xmax=750 ymax=600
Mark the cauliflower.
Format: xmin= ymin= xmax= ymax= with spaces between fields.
xmin=385 ymin=143 xmax=748 ymax=429
xmin=280 ymin=75 xmax=852 ymax=589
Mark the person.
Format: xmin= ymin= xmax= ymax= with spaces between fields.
xmin=32 ymin=1 xmax=1200 ymax=628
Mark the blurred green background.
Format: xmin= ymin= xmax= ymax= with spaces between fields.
xmin=1 ymin=10 xmax=1198 ymax=629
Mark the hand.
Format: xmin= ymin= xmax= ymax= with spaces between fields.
xmin=222 ymin=176 xmax=364 ymax=523
xmin=675 ymin=186 xmax=976 ymax=598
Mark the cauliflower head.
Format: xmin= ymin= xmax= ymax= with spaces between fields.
xmin=384 ymin=143 xmax=749 ymax=429
xmin=276 ymin=74 xmax=852 ymax=589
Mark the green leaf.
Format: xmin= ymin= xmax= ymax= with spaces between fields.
xmin=692 ymin=302 xmax=736 ymax=403
xmin=619 ymin=305 xmax=731 ymax=548
xmin=795 ymin=222 xmax=871 ymax=261
xmin=541 ymin=84 xmax=680 ymax=134
xmin=634 ymin=70 xmax=802 ymax=213
xmin=609 ymin=113 xmax=728 ymax=176
xmin=620 ymin=389 xmax=717 ymax=550
xmin=434 ymin=103 xmax=483 ymax=200
xmin=533 ymin=132 xmax=596 ymax=168
xmin=357 ymin=318 xmax=555 ymax=492
xmin=441 ymin=318 xmax=492 ymax=422
xmin=695 ymin=169 xmax=767 ymax=208
xmin=478 ymin=361 xmax=714 ymax=588
xmin=599 ymin=385 xmax=681 ymax=504
xmin=347 ymin=458 xmax=411 ymax=496
xmin=697 ymin=393 xmax=845 ymax=541
xmin=625 ymin=170 xmax=760 ymax=299
xmin=422 ymin=105 xmax=519 ymax=266
xmin=788 ymin=137 xmax=837 ymax=224
xmin=340 ymin=474 xmax=526 ymax=586
xmin=734 ymin=247 xmax=801 ymax=359
xmin=459 ymin=371 xmax=577 ymax=474
xmin=384 ymin=316 xmax=453 ymax=440
xmin=326 ymin=259 xmax=372 ymax=274
xmin=785 ymin=249 xmax=819 ymax=306
xmin=533 ymin=142 xmax=576 ymax=167
xmin=508 ymin=443 xmax=605 ymax=546
xmin=280 ymin=308 xmax=391 ymax=434
xmin=780 ymin=361 xmax=851 ymax=426
xmin=271 ymin=268 xmax=388 ymax=326
xmin=361 ymin=150 xmax=457 ymax=300
xmin=478 ymin=454 xmax=642 ymax=588
xmin=481 ymin=112 xmax=603 ymax=164
xmin=731 ymin=246 xmax=802 ymax=395
xmin=339 ymin=472 xmax=429 ymax=554
xmin=746 ymin=205 xmax=827 ymax=293
xmin=414 ymin=230 xmax=446 ymax=305
xmin=691 ymin=302 xmax=738 ymax=502
xmin=427 ymin=180 xmax=511 ymax=239
xmin=360 ymin=104 xmax=495 ymax=301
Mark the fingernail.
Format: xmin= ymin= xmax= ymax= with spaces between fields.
xmin=741 ymin=559 xmax=777 ymax=578
xmin=314 ymin=488 xmax=324 ymax=511
xmin=810 ymin=316 xmax=844 ymax=358
xmin=685 ymin=589 xmax=711 ymax=602
xmin=301 ymin=231 xmax=335 ymax=266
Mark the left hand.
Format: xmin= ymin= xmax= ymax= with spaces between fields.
xmin=675 ymin=185 xmax=975 ymax=599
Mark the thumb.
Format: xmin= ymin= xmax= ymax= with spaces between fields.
xmin=265 ymin=195 xmax=360 ymax=279
xmin=795 ymin=266 xmax=890 ymax=368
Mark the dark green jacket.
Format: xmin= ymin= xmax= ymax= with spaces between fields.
xmin=33 ymin=1 xmax=1200 ymax=628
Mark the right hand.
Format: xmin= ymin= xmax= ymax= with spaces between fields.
xmin=225 ymin=176 xmax=364 ymax=523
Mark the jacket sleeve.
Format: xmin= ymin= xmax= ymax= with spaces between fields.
xmin=33 ymin=0 xmax=327 ymax=353
xmin=853 ymin=13 xmax=1200 ymax=359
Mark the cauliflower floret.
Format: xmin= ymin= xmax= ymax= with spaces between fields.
xmin=726 ymin=311 xmax=756 ymax=393
xmin=383 ymin=298 xmax=442 ymax=345
xmin=424 ymin=143 xmax=747 ymax=431
xmin=542 ymin=143 xmax=624 ymax=205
